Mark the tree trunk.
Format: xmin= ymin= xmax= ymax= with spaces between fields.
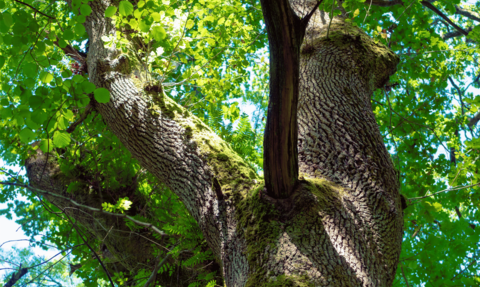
xmin=26 ymin=0 xmax=403 ymax=286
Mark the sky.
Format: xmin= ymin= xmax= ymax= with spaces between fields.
xmin=0 ymin=162 xmax=61 ymax=282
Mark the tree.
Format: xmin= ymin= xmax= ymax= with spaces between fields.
xmin=0 ymin=0 xmax=479 ymax=286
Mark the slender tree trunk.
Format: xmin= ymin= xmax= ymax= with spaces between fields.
xmin=26 ymin=0 xmax=403 ymax=286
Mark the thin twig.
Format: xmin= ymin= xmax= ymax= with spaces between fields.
xmin=364 ymin=0 xmax=373 ymax=24
xmin=0 ymin=182 xmax=166 ymax=237
xmin=326 ymin=0 xmax=335 ymax=38
xmin=401 ymin=265 xmax=410 ymax=287
xmin=13 ymin=0 xmax=56 ymax=20
xmin=409 ymin=183 xmax=480 ymax=201
xmin=143 ymin=241 xmax=180 ymax=287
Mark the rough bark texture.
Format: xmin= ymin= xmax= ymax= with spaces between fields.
xmin=25 ymin=0 xmax=404 ymax=286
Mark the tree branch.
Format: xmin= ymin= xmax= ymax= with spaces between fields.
xmin=448 ymin=77 xmax=464 ymax=115
xmin=468 ymin=112 xmax=480 ymax=128
xmin=0 ymin=182 xmax=166 ymax=237
xmin=143 ymin=250 xmax=174 ymax=287
xmin=4 ymin=265 xmax=28 ymax=287
xmin=455 ymin=5 xmax=480 ymax=22
xmin=261 ymin=0 xmax=306 ymax=198
xmin=302 ymin=0 xmax=324 ymax=26
xmin=443 ymin=26 xmax=474 ymax=40
xmin=409 ymin=183 xmax=480 ymax=201
xmin=400 ymin=265 xmax=410 ymax=287
xmin=421 ymin=1 xmax=469 ymax=37
xmin=367 ymin=0 xmax=403 ymax=7
xmin=67 ymin=103 xmax=93 ymax=133
xmin=13 ymin=0 xmax=56 ymax=20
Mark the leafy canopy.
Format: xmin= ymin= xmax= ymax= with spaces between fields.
xmin=0 ymin=0 xmax=479 ymax=286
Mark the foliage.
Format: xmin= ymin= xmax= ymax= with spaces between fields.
xmin=0 ymin=0 xmax=478 ymax=286
xmin=0 ymin=246 xmax=83 ymax=287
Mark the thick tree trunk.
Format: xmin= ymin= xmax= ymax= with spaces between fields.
xmin=26 ymin=0 xmax=403 ymax=286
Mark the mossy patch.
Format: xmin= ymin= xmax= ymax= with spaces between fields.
xmin=146 ymin=91 xmax=258 ymax=197
xmin=234 ymin=184 xmax=283 ymax=286
xmin=236 ymin=182 xmax=330 ymax=286
xmin=262 ymin=275 xmax=315 ymax=287
xmin=304 ymin=176 xmax=345 ymax=198
xmin=216 ymin=153 xmax=229 ymax=161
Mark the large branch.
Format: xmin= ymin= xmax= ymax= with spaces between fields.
xmin=443 ymin=26 xmax=474 ymax=40
xmin=455 ymin=5 xmax=480 ymax=22
xmin=260 ymin=0 xmax=306 ymax=198
xmin=468 ymin=112 xmax=480 ymax=128
xmin=4 ymin=266 xmax=28 ymax=287
xmin=421 ymin=1 xmax=469 ymax=36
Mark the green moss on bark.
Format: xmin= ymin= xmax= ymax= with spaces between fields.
xmin=145 ymin=91 xmax=258 ymax=198
xmin=263 ymin=275 xmax=315 ymax=287
xmin=233 ymin=184 xmax=282 ymax=287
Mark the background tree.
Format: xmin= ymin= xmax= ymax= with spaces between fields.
xmin=0 ymin=0 xmax=479 ymax=286
xmin=0 ymin=246 xmax=83 ymax=286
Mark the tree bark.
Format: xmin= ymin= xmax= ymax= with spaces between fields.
xmin=261 ymin=0 xmax=303 ymax=199
xmin=26 ymin=0 xmax=404 ymax=286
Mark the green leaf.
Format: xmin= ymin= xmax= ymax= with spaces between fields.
xmin=67 ymin=182 xmax=84 ymax=193
xmin=76 ymin=15 xmax=86 ymax=24
xmin=39 ymin=72 xmax=53 ymax=83
xmin=418 ymin=31 xmax=430 ymax=38
xmin=80 ymin=81 xmax=96 ymax=94
xmin=63 ymin=29 xmax=75 ymax=41
xmin=139 ymin=19 xmax=151 ymax=33
xmin=0 ymin=56 xmax=5 ymax=70
xmin=19 ymin=128 xmax=36 ymax=143
xmin=53 ymin=131 xmax=71 ymax=148
xmin=151 ymin=25 xmax=166 ymax=41
xmin=3 ymin=12 xmax=12 ymax=27
xmin=73 ymin=74 xmax=84 ymax=83
xmin=105 ymin=6 xmax=117 ymax=17
xmin=57 ymin=117 xmax=68 ymax=130
xmin=353 ymin=9 xmax=360 ymax=18
xmin=39 ymin=139 xmax=54 ymax=153
xmin=129 ymin=19 xmax=138 ymax=29
xmin=74 ymin=23 xmax=86 ymax=36
xmin=186 ymin=19 xmax=195 ymax=29
xmin=63 ymin=110 xmax=75 ymax=121
xmin=29 ymin=96 xmax=42 ymax=108
xmin=94 ymin=88 xmax=110 ymax=103
xmin=80 ymin=4 xmax=92 ymax=16
xmin=23 ymin=63 xmax=37 ymax=78
xmin=119 ymin=1 xmax=134 ymax=16
xmin=432 ymin=202 xmax=443 ymax=212
xmin=26 ymin=118 xmax=40 ymax=130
